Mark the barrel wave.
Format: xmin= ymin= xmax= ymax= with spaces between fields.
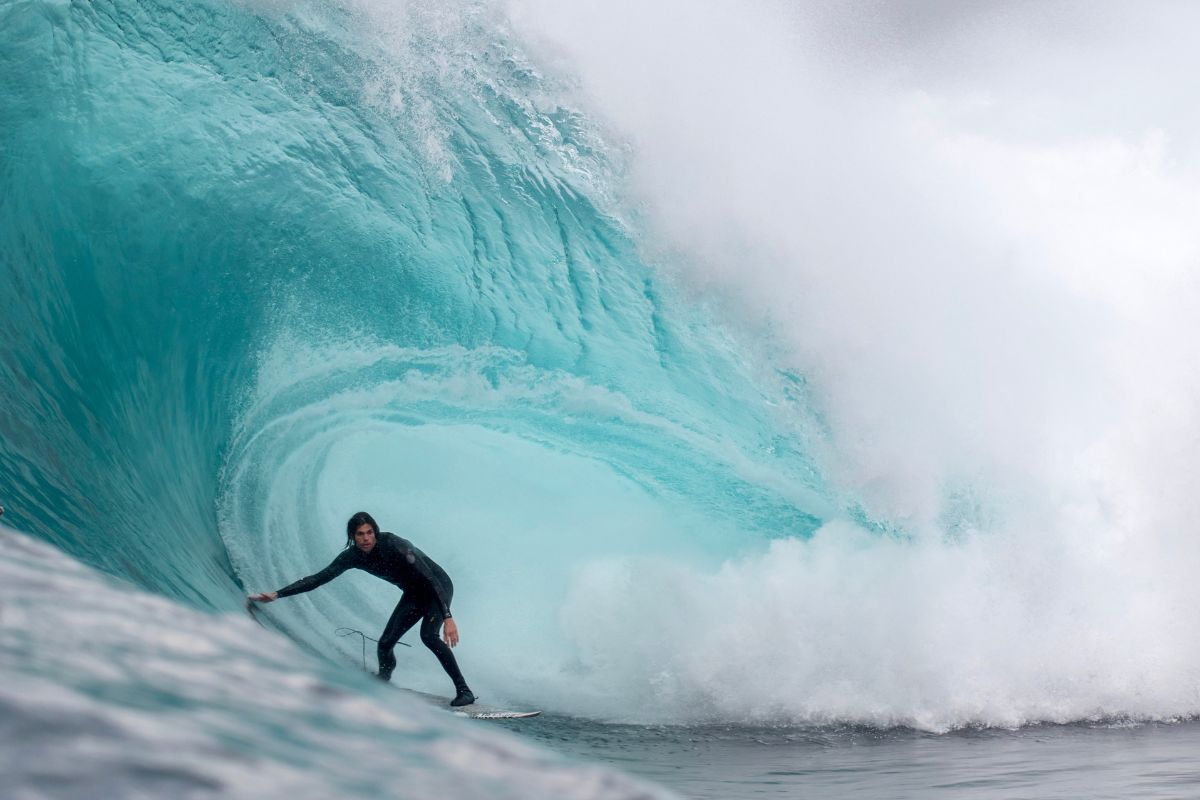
xmin=6 ymin=6 xmax=1200 ymax=795
xmin=2 ymin=0 xmax=826 ymax=763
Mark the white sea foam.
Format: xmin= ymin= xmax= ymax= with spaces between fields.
xmin=497 ymin=0 xmax=1200 ymax=728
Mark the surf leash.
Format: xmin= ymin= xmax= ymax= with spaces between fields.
xmin=335 ymin=627 xmax=410 ymax=670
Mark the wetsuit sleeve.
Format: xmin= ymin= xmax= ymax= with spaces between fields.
xmin=404 ymin=544 xmax=453 ymax=618
xmin=275 ymin=550 xmax=353 ymax=598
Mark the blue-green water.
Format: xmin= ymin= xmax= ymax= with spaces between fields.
xmin=4 ymin=1 xmax=1200 ymax=798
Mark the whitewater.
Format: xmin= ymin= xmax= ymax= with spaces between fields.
xmin=4 ymin=0 xmax=1200 ymax=797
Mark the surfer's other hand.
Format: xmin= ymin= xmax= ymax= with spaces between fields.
xmin=249 ymin=591 xmax=278 ymax=603
xmin=443 ymin=617 xmax=459 ymax=647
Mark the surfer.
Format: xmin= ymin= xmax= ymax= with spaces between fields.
xmin=248 ymin=511 xmax=476 ymax=707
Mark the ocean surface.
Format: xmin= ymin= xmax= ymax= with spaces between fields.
xmin=517 ymin=716 xmax=1200 ymax=799
xmin=5 ymin=1 xmax=1200 ymax=798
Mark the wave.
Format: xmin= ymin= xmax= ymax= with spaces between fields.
xmin=4 ymin=0 xmax=1200 ymax=739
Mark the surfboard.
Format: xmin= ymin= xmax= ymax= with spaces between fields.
xmin=397 ymin=687 xmax=542 ymax=720
xmin=455 ymin=708 xmax=542 ymax=720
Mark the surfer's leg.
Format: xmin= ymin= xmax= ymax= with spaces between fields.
xmin=418 ymin=605 xmax=471 ymax=697
xmin=376 ymin=595 xmax=422 ymax=681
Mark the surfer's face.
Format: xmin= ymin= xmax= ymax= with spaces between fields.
xmin=353 ymin=523 xmax=377 ymax=553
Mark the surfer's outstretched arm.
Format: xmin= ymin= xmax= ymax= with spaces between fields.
xmin=249 ymin=550 xmax=353 ymax=603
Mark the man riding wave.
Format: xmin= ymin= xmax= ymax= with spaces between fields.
xmin=249 ymin=511 xmax=475 ymax=707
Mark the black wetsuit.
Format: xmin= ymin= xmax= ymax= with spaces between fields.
xmin=276 ymin=532 xmax=469 ymax=692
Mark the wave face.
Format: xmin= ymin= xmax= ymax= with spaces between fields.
xmin=5 ymin=0 xmax=1200 ymax=757
xmin=0 ymin=0 xmax=824 ymax=736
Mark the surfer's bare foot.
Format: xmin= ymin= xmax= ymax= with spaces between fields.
xmin=450 ymin=689 xmax=475 ymax=707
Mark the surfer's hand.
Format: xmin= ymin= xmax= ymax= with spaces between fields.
xmin=443 ymin=617 xmax=459 ymax=647
xmin=249 ymin=592 xmax=278 ymax=603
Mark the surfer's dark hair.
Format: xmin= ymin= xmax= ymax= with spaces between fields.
xmin=346 ymin=511 xmax=379 ymax=542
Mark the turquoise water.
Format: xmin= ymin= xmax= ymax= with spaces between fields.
xmin=4 ymin=1 xmax=1200 ymax=797
xmin=0 ymin=0 xmax=823 ymax=794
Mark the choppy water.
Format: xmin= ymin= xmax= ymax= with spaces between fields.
xmin=5 ymin=0 xmax=1200 ymax=798
xmin=517 ymin=717 xmax=1200 ymax=799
